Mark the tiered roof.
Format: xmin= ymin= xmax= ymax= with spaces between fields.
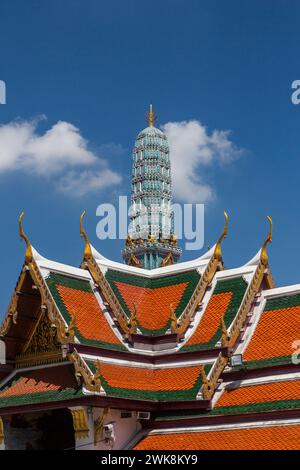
xmin=2 ymin=211 xmax=300 ymax=450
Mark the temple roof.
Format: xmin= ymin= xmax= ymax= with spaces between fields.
xmin=0 ymin=364 xmax=82 ymax=411
xmin=236 ymin=284 xmax=300 ymax=370
xmin=132 ymin=422 xmax=300 ymax=450
xmin=85 ymin=358 xmax=213 ymax=401
xmin=213 ymin=374 xmax=300 ymax=415
xmin=1 ymin=211 xmax=290 ymax=435
xmin=45 ymin=271 xmax=126 ymax=351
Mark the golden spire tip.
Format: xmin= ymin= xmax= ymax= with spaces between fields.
xmin=147 ymin=104 xmax=156 ymax=127
xmin=18 ymin=211 xmax=33 ymax=264
xmin=80 ymin=210 xmax=92 ymax=261
xmin=213 ymin=210 xmax=229 ymax=260
xmin=260 ymin=215 xmax=273 ymax=266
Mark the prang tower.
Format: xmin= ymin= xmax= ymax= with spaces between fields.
xmin=122 ymin=105 xmax=182 ymax=269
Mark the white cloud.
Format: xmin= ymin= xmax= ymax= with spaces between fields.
xmin=0 ymin=118 xmax=122 ymax=195
xmin=57 ymin=169 xmax=122 ymax=197
xmin=0 ymin=119 xmax=96 ymax=174
xmin=161 ymin=120 xmax=242 ymax=203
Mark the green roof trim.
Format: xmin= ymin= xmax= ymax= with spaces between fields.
xmin=264 ymin=294 xmax=300 ymax=312
xmin=210 ymin=398 xmax=300 ymax=416
xmin=181 ymin=277 xmax=248 ymax=352
xmin=245 ymin=355 xmax=293 ymax=370
xmin=0 ymin=388 xmax=83 ymax=409
xmin=105 ymin=269 xmax=201 ymax=336
xmin=153 ymin=409 xmax=207 ymax=421
xmin=47 ymin=272 xmax=92 ymax=293
xmin=153 ymin=397 xmax=300 ymax=421
xmin=0 ymin=374 xmax=83 ymax=409
xmin=46 ymin=272 xmax=127 ymax=351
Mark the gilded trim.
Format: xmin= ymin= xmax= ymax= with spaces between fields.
xmin=213 ymin=211 xmax=228 ymax=261
xmin=128 ymin=305 xmax=138 ymax=334
xmin=0 ymin=417 xmax=4 ymax=445
xmin=68 ymin=349 xmax=101 ymax=392
xmin=0 ymin=270 xmax=25 ymax=337
xmin=94 ymin=407 xmax=110 ymax=446
xmin=70 ymin=408 xmax=89 ymax=440
xmin=260 ymin=215 xmax=273 ymax=266
xmin=201 ymin=353 xmax=228 ymax=400
xmin=19 ymin=211 xmax=33 ymax=263
xmin=128 ymin=253 xmax=142 ymax=268
xmin=15 ymin=349 xmax=63 ymax=368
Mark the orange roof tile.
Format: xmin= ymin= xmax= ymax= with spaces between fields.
xmin=133 ymin=424 xmax=300 ymax=450
xmin=216 ymin=379 xmax=300 ymax=408
xmin=98 ymin=363 xmax=202 ymax=391
xmin=114 ymin=281 xmax=188 ymax=330
xmin=57 ymin=285 xmax=122 ymax=345
xmin=185 ymin=292 xmax=232 ymax=346
xmin=244 ymin=306 xmax=300 ymax=361
xmin=0 ymin=366 xmax=77 ymax=398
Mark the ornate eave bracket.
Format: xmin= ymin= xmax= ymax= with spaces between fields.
xmin=68 ymin=349 xmax=102 ymax=393
xmin=70 ymin=408 xmax=89 ymax=440
xmin=94 ymin=407 xmax=110 ymax=446
xmin=201 ymin=354 xmax=228 ymax=401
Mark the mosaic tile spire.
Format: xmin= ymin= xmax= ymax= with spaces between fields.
xmin=122 ymin=105 xmax=181 ymax=269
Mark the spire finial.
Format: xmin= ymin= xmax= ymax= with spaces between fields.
xmin=260 ymin=215 xmax=273 ymax=266
xmin=80 ymin=210 xmax=93 ymax=261
xmin=18 ymin=211 xmax=33 ymax=264
xmin=213 ymin=211 xmax=229 ymax=260
xmin=147 ymin=104 xmax=156 ymax=127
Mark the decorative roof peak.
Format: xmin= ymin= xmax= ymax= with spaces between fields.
xmin=18 ymin=211 xmax=33 ymax=264
xmin=146 ymin=103 xmax=156 ymax=127
xmin=213 ymin=211 xmax=228 ymax=261
xmin=80 ymin=210 xmax=93 ymax=262
xmin=260 ymin=215 xmax=273 ymax=266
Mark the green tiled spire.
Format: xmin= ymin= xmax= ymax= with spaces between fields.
xmin=122 ymin=105 xmax=181 ymax=269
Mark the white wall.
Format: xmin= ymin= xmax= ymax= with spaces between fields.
xmin=76 ymin=407 xmax=141 ymax=450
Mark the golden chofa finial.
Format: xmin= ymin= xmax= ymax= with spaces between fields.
xmin=80 ymin=210 xmax=93 ymax=261
xmin=18 ymin=211 xmax=33 ymax=264
xmin=146 ymin=104 xmax=156 ymax=127
xmin=213 ymin=211 xmax=229 ymax=260
xmin=260 ymin=215 xmax=273 ymax=266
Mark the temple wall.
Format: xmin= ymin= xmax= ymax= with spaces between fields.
xmin=75 ymin=407 xmax=141 ymax=450
xmin=95 ymin=408 xmax=141 ymax=451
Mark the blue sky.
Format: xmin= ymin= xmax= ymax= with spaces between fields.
xmin=0 ymin=0 xmax=300 ymax=318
